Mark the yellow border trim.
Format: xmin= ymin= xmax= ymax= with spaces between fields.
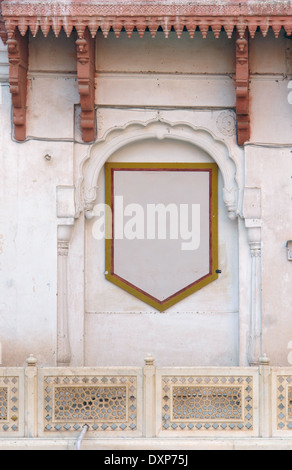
xmin=105 ymin=162 xmax=218 ymax=312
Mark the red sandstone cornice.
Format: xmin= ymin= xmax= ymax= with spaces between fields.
xmin=2 ymin=1 xmax=292 ymax=17
xmin=1 ymin=0 xmax=291 ymax=144
xmin=1 ymin=0 xmax=292 ymax=41
xmin=0 ymin=0 xmax=7 ymax=43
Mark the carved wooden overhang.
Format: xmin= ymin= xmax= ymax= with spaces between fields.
xmin=1 ymin=1 xmax=292 ymax=144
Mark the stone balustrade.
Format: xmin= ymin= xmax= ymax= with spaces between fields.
xmin=1 ymin=354 xmax=292 ymax=449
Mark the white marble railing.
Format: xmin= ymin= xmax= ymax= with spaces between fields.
xmin=0 ymin=354 xmax=292 ymax=444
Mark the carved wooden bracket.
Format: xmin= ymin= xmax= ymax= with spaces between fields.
xmin=3 ymin=1 xmax=292 ymax=147
xmin=7 ymin=28 xmax=28 ymax=142
xmin=235 ymin=29 xmax=250 ymax=146
xmin=76 ymin=27 xmax=96 ymax=143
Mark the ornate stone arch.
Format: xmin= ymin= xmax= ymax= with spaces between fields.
xmin=82 ymin=118 xmax=240 ymax=221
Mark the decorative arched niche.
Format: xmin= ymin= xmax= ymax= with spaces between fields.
xmin=74 ymin=117 xmax=261 ymax=366
xmin=83 ymin=118 xmax=239 ymax=220
xmin=83 ymin=118 xmax=240 ymax=310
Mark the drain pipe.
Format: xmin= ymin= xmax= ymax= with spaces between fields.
xmin=76 ymin=424 xmax=89 ymax=450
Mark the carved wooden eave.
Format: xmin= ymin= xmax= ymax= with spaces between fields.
xmin=1 ymin=0 xmax=292 ymax=144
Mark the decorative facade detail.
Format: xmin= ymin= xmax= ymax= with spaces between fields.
xmin=83 ymin=118 xmax=240 ymax=220
xmin=54 ymin=385 xmax=128 ymax=422
xmin=0 ymin=376 xmax=20 ymax=433
xmin=2 ymin=1 xmax=292 ymax=42
xmin=42 ymin=374 xmax=138 ymax=434
xmin=76 ymin=27 xmax=96 ymax=143
xmin=235 ymin=30 xmax=250 ymax=146
xmin=216 ymin=110 xmax=236 ymax=137
xmin=57 ymin=240 xmax=70 ymax=257
xmin=245 ymin=218 xmax=262 ymax=366
xmin=5 ymin=360 xmax=292 ymax=444
xmin=6 ymin=28 xmax=28 ymax=142
xmin=171 ymin=385 xmax=243 ymax=421
xmin=161 ymin=374 xmax=254 ymax=433
xmin=57 ymin=224 xmax=74 ymax=366
xmin=1 ymin=0 xmax=292 ymax=144
xmin=0 ymin=387 xmax=8 ymax=421
xmin=275 ymin=375 xmax=292 ymax=432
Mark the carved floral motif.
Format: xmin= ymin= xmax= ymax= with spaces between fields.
xmin=216 ymin=111 xmax=236 ymax=137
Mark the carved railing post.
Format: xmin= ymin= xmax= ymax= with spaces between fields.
xmin=236 ymin=28 xmax=250 ymax=146
xmin=259 ymin=354 xmax=271 ymax=438
xmin=57 ymin=224 xmax=73 ymax=366
xmin=143 ymin=354 xmax=156 ymax=438
xmin=25 ymin=354 xmax=38 ymax=438
xmin=76 ymin=27 xmax=96 ymax=143
xmin=7 ymin=27 xmax=28 ymax=141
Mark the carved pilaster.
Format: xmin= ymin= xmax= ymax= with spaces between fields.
xmin=7 ymin=28 xmax=28 ymax=141
xmin=143 ymin=354 xmax=156 ymax=438
xmin=245 ymin=219 xmax=262 ymax=366
xmin=25 ymin=354 xmax=37 ymax=437
xmin=235 ymin=29 xmax=250 ymax=146
xmin=57 ymin=224 xmax=73 ymax=366
xmin=76 ymin=27 xmax=95 ymax=143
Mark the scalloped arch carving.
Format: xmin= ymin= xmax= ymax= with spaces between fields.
xmin=82 ymin=118 xmax=239 ymax=220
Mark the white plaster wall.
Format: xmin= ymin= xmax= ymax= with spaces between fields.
xmin=0 ymin=83 xmax=76 ymax=365
xmin=0 ymin=28 xmax=291 ymax=367
xmin=96 ymin=31 xmax=235 ymax=108
xmin=0 ymin=33 xmax=79 ymax=366
xmin=244 ymin=146 xmax=292 ymax=366
xmin=249 ymin=30 xmax=292 ymax=144
xmin=28 ymin=31 xmax=79 ymax=138
xmin=96 ymin=30 xmax=235 ymax=74
xmin=247 ymin=30 xmax=292 ymax=365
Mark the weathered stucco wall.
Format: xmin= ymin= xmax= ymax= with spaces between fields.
xmin=0 ymin=28 xmax=291 ymax=367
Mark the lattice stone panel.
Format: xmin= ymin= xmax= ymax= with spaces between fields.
xmin=43 ymin=375 xmax=138 ymax=433
xmin=54 ymin=385 xmax=127 ymax=422
xmin=172 ymin=386 xmax=243 ymax=421
xmin=0 ymin=377 xmax=20 ymax=433
xmin=275 ymin=375 xmax=292 ymax=431
xmin=161 ymin=375 xmax=254 ymax=432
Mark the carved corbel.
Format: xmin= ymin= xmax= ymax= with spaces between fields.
xmin=7 ymin=28 xmax=28 ymax=141
xmin=76 ymin=27 xmax=96 ymax=143
xmin=235 ymin=29 xmax=250 ymax=146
